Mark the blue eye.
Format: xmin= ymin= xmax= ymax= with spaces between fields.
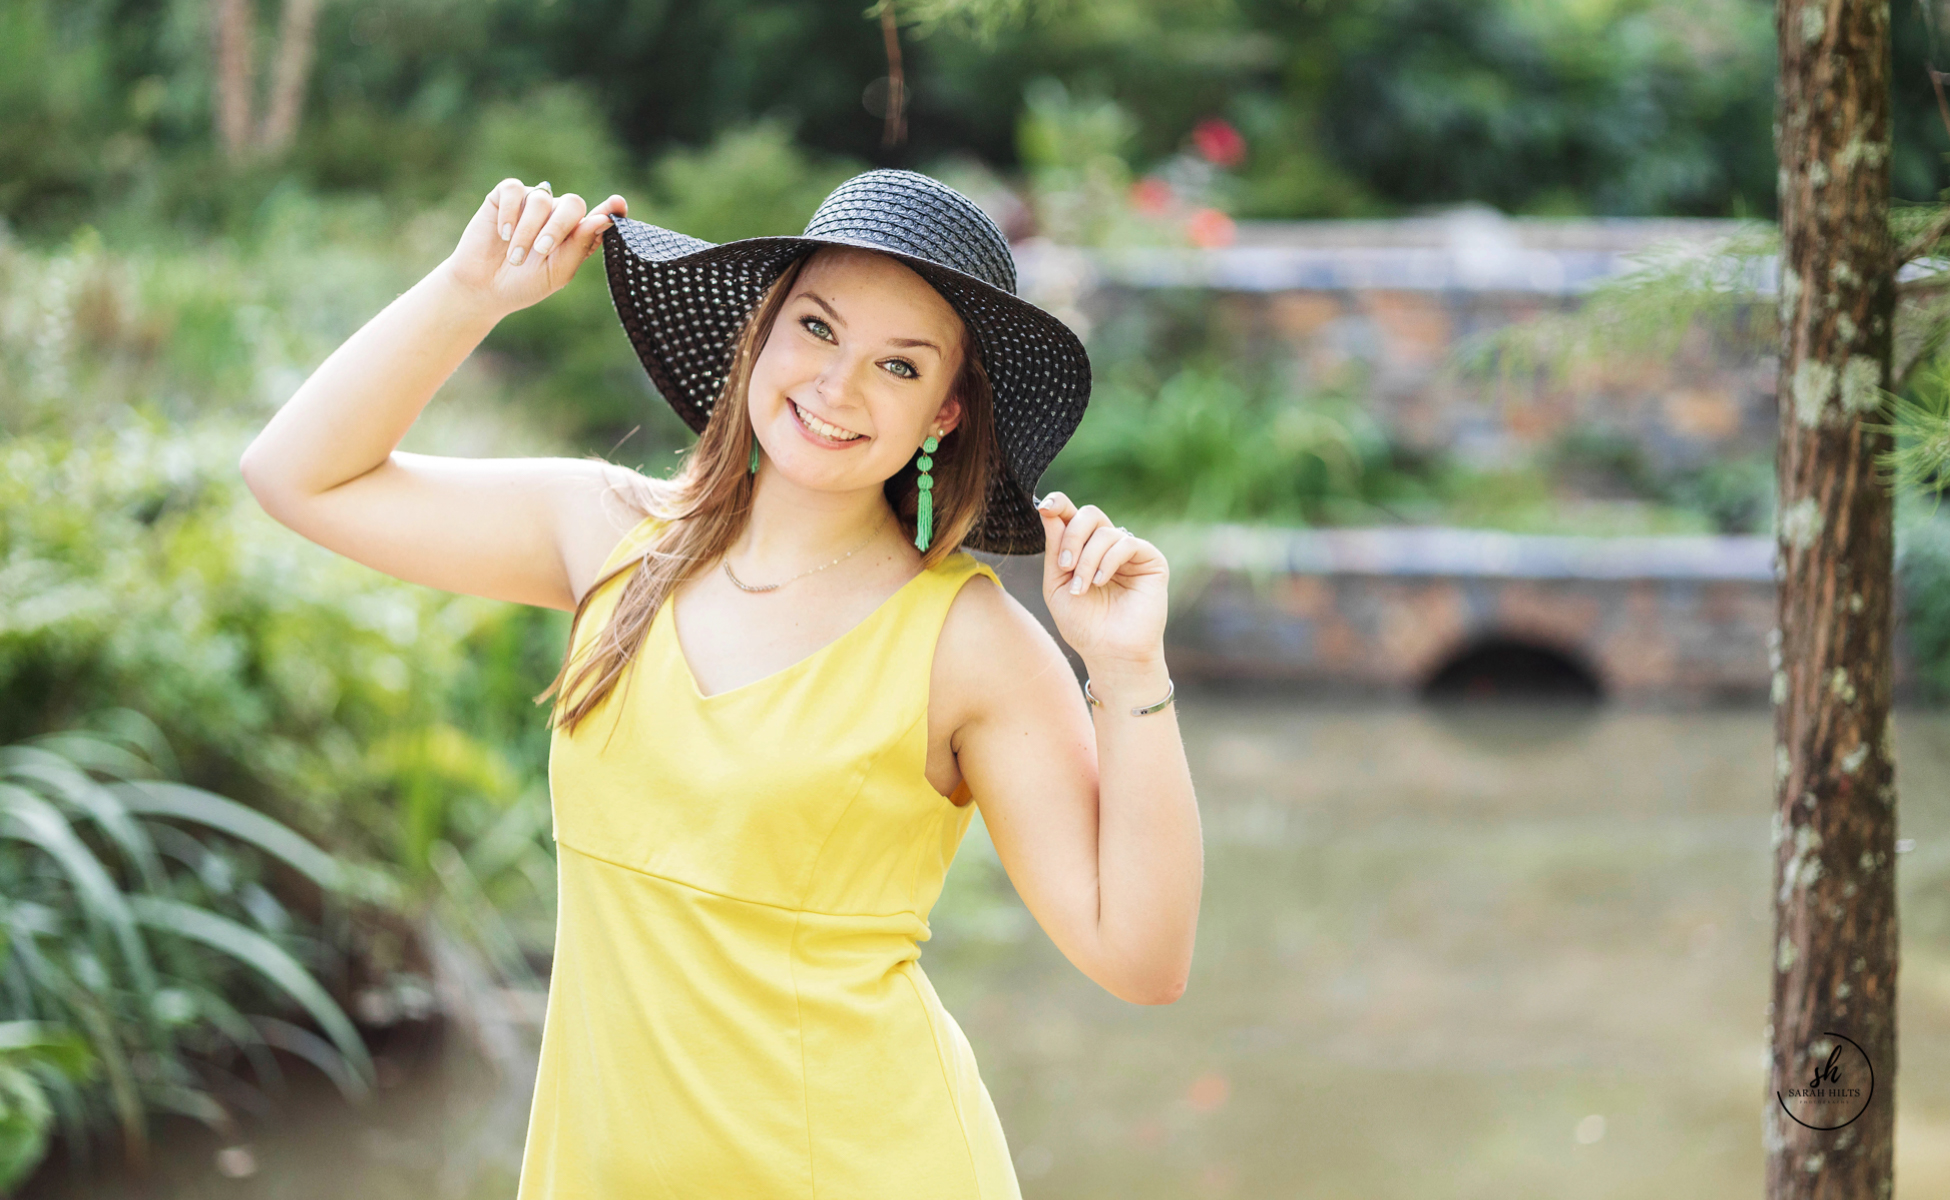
xmin=882 ymin=359 xmax=918 ymax=379
xmin=800 ymin=315 xmax=833 ymax=340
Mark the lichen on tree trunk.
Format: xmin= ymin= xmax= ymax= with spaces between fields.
xmin=1767 ymin=1 xmax=1900 ymax=1196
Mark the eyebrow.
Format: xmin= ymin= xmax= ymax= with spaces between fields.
xmin=800 ymin=291 xmax=945 ymax=356
xmin=803 ymin=292 xmax=847 ymax=327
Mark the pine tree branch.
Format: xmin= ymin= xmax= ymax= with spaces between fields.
xmin=1897 ymin=205 xmax=1950 ymax=266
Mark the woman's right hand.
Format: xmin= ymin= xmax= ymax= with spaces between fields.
xmin=442 ymin=178 xmax=628 ymax=317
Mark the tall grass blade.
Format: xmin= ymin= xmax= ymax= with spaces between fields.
xmin=179 ymin=984 xmax=282 ymax=1095
xmin=0 ymin=1022 xmax=94 ymax=1080
xmin=74 ymin=709 xmax=182 ymax=783
xmin=127 ymin=897 xmax=372 ymax=1096
xmin=0 ymin=785 xmax=158 ymax=997
xmin=248 ymin=1016 xmax=367 ymax=1102
xmin=109 ymin=781 xmax=344 ymax=892
xmin=0 ymin=748 xmax=165 ymax=891
xmin=18 ymin=734 xmax=158 ymax=784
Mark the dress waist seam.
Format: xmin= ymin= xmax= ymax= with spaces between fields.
xmin=555 ymin=839 xmax=926 ymax=921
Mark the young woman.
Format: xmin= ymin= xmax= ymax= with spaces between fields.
xmin=240 ymin=168 xmax=1203 ymax=1198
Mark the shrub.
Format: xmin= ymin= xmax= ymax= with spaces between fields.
xmin=1042 ymin=362 xmax=1404 ymax=525
xmin=0 ymin=416 xmax=556 ymax=865
xmin=0 ymin=1022 xmax=92 ymax=1191
xmin=0 ymin=713 xmax=370 ymax=1179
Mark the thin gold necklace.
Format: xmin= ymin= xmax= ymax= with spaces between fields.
xmin=721 ymin=515 xmax=891 ymax=593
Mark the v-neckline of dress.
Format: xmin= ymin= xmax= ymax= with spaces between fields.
xmin=665 ymin=560 xmax=939 ymax=704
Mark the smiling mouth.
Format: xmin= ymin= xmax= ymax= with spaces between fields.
xmin=790 ymin=399 xmax=865 ymax=442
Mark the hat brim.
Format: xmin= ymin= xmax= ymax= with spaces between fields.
xmin=600 ymin=217 xmax=1090 ymax=556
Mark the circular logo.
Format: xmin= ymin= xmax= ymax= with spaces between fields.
xmin=1777 ymin=1031 xmax=1874 ymax=1130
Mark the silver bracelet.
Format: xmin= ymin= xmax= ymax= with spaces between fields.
xmin=1083 ymin=676 xmax=1175 ymax=716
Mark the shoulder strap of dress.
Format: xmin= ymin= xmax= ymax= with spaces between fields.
xmin=876 ymin=550 xmax=998 ymax=636
xmin=907 ymin=550 xmax=1004 ymax=643
xmin=599 ymin=512 xmax=666 ymax=576
xmin=867 ymin=550 xmax=1004 ymax=726
xmin=937 ymin=550 xmax=1002 ymax=598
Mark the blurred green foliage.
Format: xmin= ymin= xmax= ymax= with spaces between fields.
xmin=10 ymin=0 xmax=1950 ymax=247
xmin=0 ymin=717 xmax=371 ymax=1180
xmin=644 ymin=120 xmax=862 ymax=245
xmin=1899 ymin=508 xmax=1950 ymax=703
xmin=0 ymin=219 xmax=579 ymax=1173
xmin=1015 ymin=78 xmax=1150 ymax=247
xmin=1044 ymin=364 xmax=1405 ymax=525
xmin=0 ymin=415 xmax=564 ymax=883
xmin=8 ymin=0 xmax=1950 ymax=1177
xmin=1456 ymin=193 xmax=1950 ymax=692
xmin=0 ymin=1023 xmax=93 ymax=1191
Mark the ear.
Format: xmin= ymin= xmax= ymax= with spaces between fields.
xmin=932 ymin=391 xmax=964 ymax=440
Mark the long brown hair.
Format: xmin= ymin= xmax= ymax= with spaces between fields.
xmin=538 ymin=249 xmax=1000 ymax=741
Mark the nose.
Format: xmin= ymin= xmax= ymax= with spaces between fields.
xmin=813 ymin=351 xmax=870 ymax=410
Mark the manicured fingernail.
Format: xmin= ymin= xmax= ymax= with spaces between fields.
xmin=508 ymin=245 xmax=526 ymax=265
xmin=533 ymin=233 xmax=554 ymax=257
xmin=1070 ymin=576 xmax=1086 ymax=594
xmin=500 ymin=223 xmax=513 ymax=241
xmin=1059 ymin=550 xmax=1073 ymax=568
xmin=1094 ymin=568 xmax=1108 ymax=585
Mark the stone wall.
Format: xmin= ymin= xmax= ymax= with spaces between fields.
xmin=996 ymin=215 xmax=1933 ymax=703
xmin=1016 ymin=209 xmax=1779 ymax=479
xmin=1144 ymin=525 xmax=1921 ymax=704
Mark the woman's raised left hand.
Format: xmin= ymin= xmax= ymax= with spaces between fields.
xmin=443 ymin=179 xmax=627 ymax=319
xmin=1035 ymin=492 xmax=1169 ymax=666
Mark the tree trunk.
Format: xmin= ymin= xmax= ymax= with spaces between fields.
xmin=259 ymin=0 xmax=320 ymax=153
xmin=212 ymin=0 xmax=256 ymax=163
xmin=1767 ymin=1 xmax=1901 ymax=1197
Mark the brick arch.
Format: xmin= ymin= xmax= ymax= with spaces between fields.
xmin=1419 ymin=632 xmax=1605 ymax=702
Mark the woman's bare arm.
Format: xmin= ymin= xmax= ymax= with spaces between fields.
xmin=942 ymin=497 xmax=1202 ymax=1005
xmin=239 ymin=178 xmax=639 ymax=612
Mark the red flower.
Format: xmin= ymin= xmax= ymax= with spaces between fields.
xmin=1191 ymin=117 xmax=1246 ymax=168
xmin=1129 ymin=176 xmax=1175 ymax=216
xmin=1186 ymin=207 xmax=1235 ymax=248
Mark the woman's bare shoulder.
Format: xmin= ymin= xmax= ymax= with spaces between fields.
xmin=934 ymin=561 xmax=1076 ymax=734
xmin=562 ymin=462 xmax=667 ymax=603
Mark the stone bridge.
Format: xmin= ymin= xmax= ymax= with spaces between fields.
xmin=993 ymin=216 xmax=1928 ymax=704
xmin=979 ymin=526 xmax=1924 ymax=705
xmin=1157 ymin=526 xmax=1923 ymax=704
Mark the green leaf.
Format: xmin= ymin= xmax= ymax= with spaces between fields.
xmin=127 ymin=897 xmax=372 ymax=1097
xmin=73 ymin=708 xmax=182 ymax=782
xmin=0 ymin=1063 xmax=55 ymax=1193
xmin=19 ymin=733 xmax=160 ymax=783
xmin=108 ymin=780 xmax=343 ymax=892
xmin=0 ymin=745 xmax=166 ymax=892
xmin=0 ymin=784 xmax=158 ymax=998
xmin=177 ymin=983 xmax=282 ymax=1095
xmin=147 ymin=1083 xmax=231 ymax=1135
xmin=0 ymin=1023 xmax=95 ymax=1081
xmin=249 ymin=1016 xmax=367 ymax=1103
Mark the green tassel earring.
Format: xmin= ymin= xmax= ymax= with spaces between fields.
xmin=913 ymin=433 xmax=939 ymax=552
xmin=749 ymin=434 xmax=760 ymax=476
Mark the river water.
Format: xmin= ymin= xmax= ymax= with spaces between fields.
xmin=34 ymin=693 xmax=1950 ymax=1199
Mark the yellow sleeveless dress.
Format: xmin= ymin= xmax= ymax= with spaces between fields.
xmin=517 ymin=513 xmax=1022 ymax=1199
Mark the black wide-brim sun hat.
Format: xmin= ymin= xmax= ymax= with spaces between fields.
xmin=599 ymin=168 xmax=1091 ymax=556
